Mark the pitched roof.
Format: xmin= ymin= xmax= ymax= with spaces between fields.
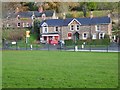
xmin=40 ymin=16 xmax=111 ymax=27
xmin=12 ymin=10 xmax=54 ymax=18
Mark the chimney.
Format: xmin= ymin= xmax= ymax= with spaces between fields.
xmin=90 ymin=11 xmax=93 ymax=18
xmin=38 ymin=5 xmax=43 ymax=13
xmin=42 ymin=13 xmax=46 ymax=20
xmin=108 ymin=13 xmax=111 ymax=18
xmin=15 ymin=7 xmax=19 ymax=13
xmin=107 ymin=10 xmax=111 ymax=18
xmin=52 ymin=11 xmax=57 ymax=19
xmin=63 ymin=12 xmax=66 ymax=19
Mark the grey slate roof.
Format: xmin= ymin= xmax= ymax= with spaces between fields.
xmin=13 ymin=10 xmax=54 ymax=18
xmin=40 ymin=16 xmax=111 ymax=27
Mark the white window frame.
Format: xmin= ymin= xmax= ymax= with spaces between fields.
xmin=76 ymin=24 xmax=80 ymax=31
xmin=7 ymin=24 xmax=10 ymax=27
xmin=41 ymin=22 xmax=48 ymax=33
xmin=54 ymin=26 xmax=60 ymax=32
xmin=95 ymin=25 xmax=100 ymax=31
xmin=99 ymin=33 xmax=105 ymax=39
xmin=92 ymin=34 xmax=97 ymax=40
xmin=23 ymin=23 xmax=25 ymax=27
xmin=17 ymin=22 xmax=21 ymax=27
xmin=17 ymin=15 xmax=20 ymax=20
xmin=82 ymin=33 xmax=88 ymax=40
xmin=26 ymin=22 xmax=29 ymax=27
xmin=42 ymin=26 xmax=48 ymax=33
xmin=70 ymin=25 xmax=74 ymax=31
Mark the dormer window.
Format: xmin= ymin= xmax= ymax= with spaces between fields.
xmin=17 ymin=15 xmax=20 ymax=20
xmin=32 ymin=15 xmax=35 ymax=20
xmin=43 ymin=26 xmax=48 ymax=33
xmin=32 ymin=12 xmax=35 ymax=20
xmin=41 ymin=22 xmax=48 ymax=33
xmin=42 ymin=13 xmax=46 ymax=20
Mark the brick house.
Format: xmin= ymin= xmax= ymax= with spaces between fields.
xmin=2 ymin=7 xmax=58 ymax=29
xmin=39 ymin=14 xmax=112 ymax=44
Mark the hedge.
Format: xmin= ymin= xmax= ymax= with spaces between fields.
xmin=64 ymin=38 xmax=110 ymax=46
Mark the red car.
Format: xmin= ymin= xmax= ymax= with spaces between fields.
xmin=50 ymin=40 xmax=58 ymax=45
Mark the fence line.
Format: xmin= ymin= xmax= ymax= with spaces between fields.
xmin=2 ymin=41 xmax=119 ymax=52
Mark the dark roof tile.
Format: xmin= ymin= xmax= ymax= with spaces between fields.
xmin=13 ymin=10 xmax=54 ymax=18
xmin=40 ymin=16 xmax=110 ymax=27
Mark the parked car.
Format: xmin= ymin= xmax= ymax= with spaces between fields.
xmin=51 ymin=40 xmax=58 ymax=45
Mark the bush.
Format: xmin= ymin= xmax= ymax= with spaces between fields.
xmin=66 ymin=13 xmax=73 ymax=18
xmin=64 ymin=39 xmax=74 ymax=46
xmin=2 ymin=29 xmax=27 ymax=41
xmin=65 ymin=38 xmax=110 ymax=46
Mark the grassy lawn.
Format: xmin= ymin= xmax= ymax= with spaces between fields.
xmin=2 ymin=51 xmax=118 ymax=88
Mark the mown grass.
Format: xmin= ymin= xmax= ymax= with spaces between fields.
xmin=2 ymin=51 xmax=118 ymax=88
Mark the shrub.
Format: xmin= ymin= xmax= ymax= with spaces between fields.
xmin=2 ymin=29 xmax=27 ymax=41
xmin=64 ymin=39 xmax=74 ymax=46
xmin=66 ymin=13 xmax=73 ymax=18
xmin=65 ymin=38 xmax=110 ymax=46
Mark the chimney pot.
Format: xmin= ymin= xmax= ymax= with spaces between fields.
xmin=63 ymin=12 xmax=66 ymax=19
xmin=38 ymin=6 xmax=43 ymax=13
xmin=90 ymin=11 xmax=93 ymax=18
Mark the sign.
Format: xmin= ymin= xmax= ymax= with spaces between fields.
xmin=11 ymin=42 xmax=16 ymax=45
xmin=26 ymin=31 xmax=30 ymax=37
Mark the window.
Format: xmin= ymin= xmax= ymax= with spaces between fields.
xmin=26 ymin=23 xmax=29 ymax=27
xmin=23 ymin=23 xmax=25 ymax=27
xmin=95 ymin=25 xmax=100 ymax=31
xmin=17 ymin=15 xmax=20 ymax=20
xmin=92 ymin=34 xmax=97 ymax=39
xmin=54 ymin=27 xmax=59 ymax=32
xmin=7 ymin=24 xmax=10 ymax=27
xmin=99 ymin=33 xmax=105 ymax=39
xmin=70 ymin=25 xmax=74 ymax=31
xmin=83 ymin=33 xmax=87 ymax=39
xmin=17 ymin=23 xmax=20 ymax=27
xmin=43 ymin=26 xmax=48 ymax=33
xmin=76 ymin=25 xmax=80 ymax=31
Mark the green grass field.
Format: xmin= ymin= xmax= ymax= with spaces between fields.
xmin=2 ymin=51 xmax=118 ymax=88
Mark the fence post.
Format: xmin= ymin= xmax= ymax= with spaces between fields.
xmin=89 ymin=44 xmax=91 ymax=52
xmin=36 ymin=44 xmax=37 ymax=50
xmin=107 ymin=45 xmax=109 ymax=52
xmin=48 ymin=43 xmax=49 ymax=51
xmin=26 ymin=43 xmax=27 ymax=50
xmin=16 ymin=42 xmax=17 ymax=50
